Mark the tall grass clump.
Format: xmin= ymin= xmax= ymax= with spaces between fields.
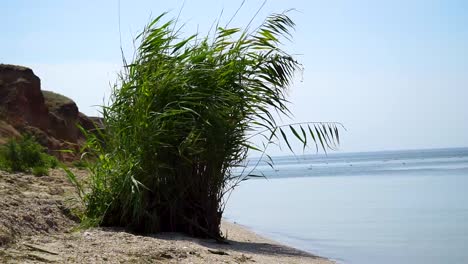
xmin=0 ymin=135 xmax=58 ymax=175
xmin=79 ymin=11 xmax=341 ymax=238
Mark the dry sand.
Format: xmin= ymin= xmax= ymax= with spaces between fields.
xmin=0 ymin=169 xmax=334 ymax=263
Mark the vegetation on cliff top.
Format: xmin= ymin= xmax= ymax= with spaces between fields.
xmin=42 ymin=90 xmax=74 ymax=111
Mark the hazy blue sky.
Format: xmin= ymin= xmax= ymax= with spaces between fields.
xmin=1 ymin=0 xmax=467 ymax=153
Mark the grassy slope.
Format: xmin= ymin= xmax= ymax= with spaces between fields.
xmin=42 ymin=90 xmax=74 ymax=111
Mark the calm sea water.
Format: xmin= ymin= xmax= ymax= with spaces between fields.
xmin=224 ymin=148 xmax=468 ymax=264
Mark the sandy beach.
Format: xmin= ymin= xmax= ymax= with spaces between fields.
xmin=1 ymin=222 xmax=333 ymax=263
xmin=0 ymin=169 xmax=333 ymax=263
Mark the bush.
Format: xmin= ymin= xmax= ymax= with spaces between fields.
xmin=48 ymin=155 xmax=59 ymax=169
xmin=75 ymin=11 xmax=341 ymax=239
xmin=32 ymin=166 xmax=49 ymax=176
xmin=0 ymin=135 xmax=57 ymax=174
xmin=72 ymin=159 xmax=88 ymax=170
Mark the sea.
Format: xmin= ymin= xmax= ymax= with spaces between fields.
xmin=223 ymin=147 xmax=468 ymax=264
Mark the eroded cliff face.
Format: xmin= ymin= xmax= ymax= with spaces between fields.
xmin=0 ymin=65 xmax=49 ymax=131
xmin=0 ymin=64 xmax=102 ymax=160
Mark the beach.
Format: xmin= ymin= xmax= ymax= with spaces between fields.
xmin=4 ymin=148 xmax=467 ymax=263
xmin=1 ymin=222 xmax=333 ymax=263
xmin=0 ymin=169 xmax=332 ymax=263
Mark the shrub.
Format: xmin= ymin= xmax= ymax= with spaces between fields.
xmin=76 ymin=11 xmax=341 ymax=239
xmin=47 ymin=155 xmax=59 ymax=169
xmin=0 ymin=135 xmax=57 ymax=174
xmin=1 ymin=139 xmax=23 ymax=172
xmin=72 ymin=159 xmax=88 ymax=170
xmin=32 ymin=166 xmax=49 ymax=176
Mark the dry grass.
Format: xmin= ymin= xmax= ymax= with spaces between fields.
xmin=42 ymin=90 xmax=74 ymax=111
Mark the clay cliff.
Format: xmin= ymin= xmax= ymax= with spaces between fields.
xmin=0 ymin=64 xmax=103 ymax=160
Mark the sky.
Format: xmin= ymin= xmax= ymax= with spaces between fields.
xmin=1 ymin=0 xmax=467 ymax=154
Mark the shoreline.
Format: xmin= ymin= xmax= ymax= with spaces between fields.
xmin=1 ymin=220 xmax=336 ymax=263
xmin=1 ymin=220 xmax=335 ymax=263
xmin=220 ymin=220 xmax=335 ymax=263
xmin=0 ymin=168 xmax=335 ymax=263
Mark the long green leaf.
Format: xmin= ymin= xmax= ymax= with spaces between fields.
xmin=280 ymin=128 xmax=293 ymax=152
